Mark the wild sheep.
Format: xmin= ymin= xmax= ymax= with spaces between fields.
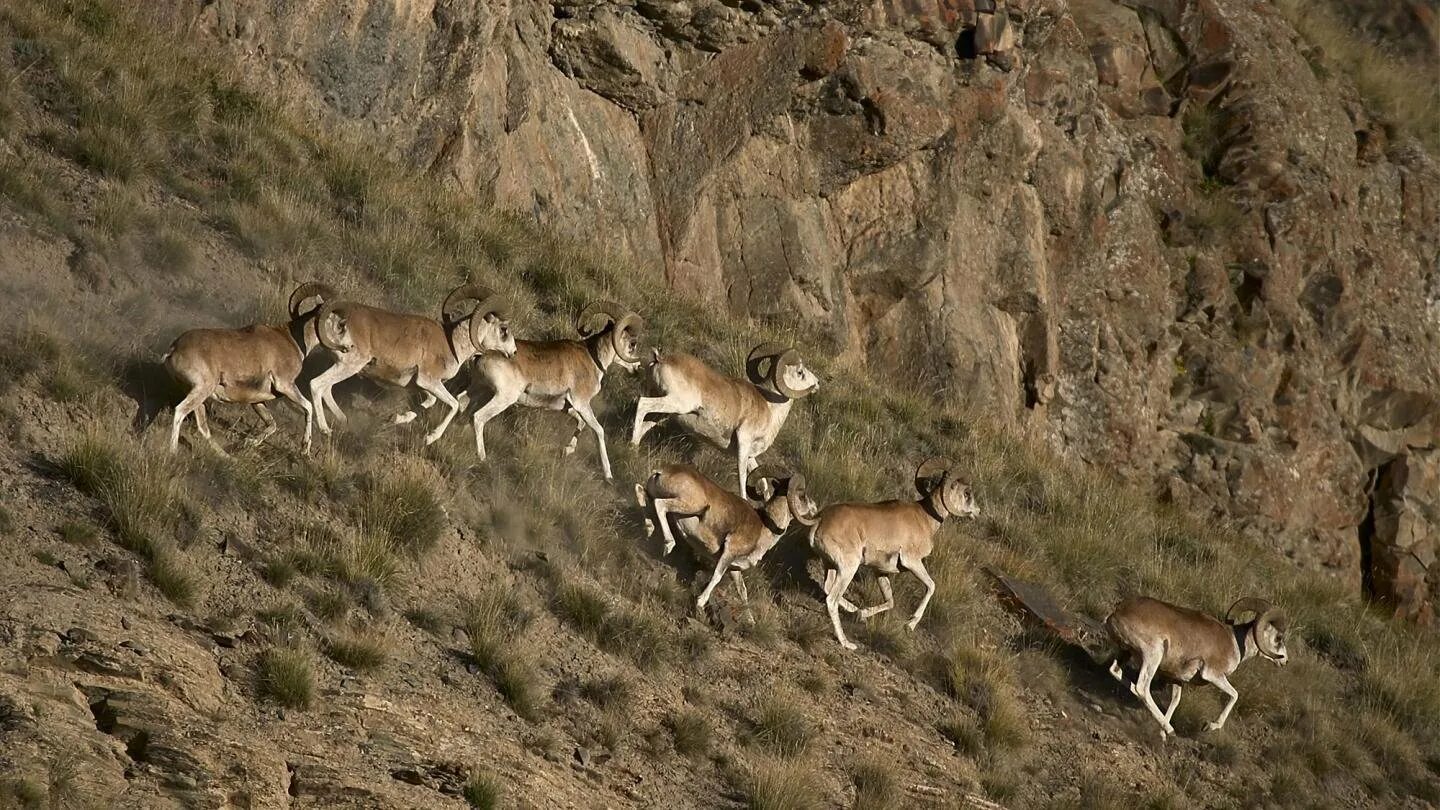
xmin=468 ymin=300 xmax=643 ymax=480
xmin=635 ymin=463 xmax=817 ymax=612
xmin=808 ymin=458 xmax=979 ymax=650
xmin=1105 ymin=596 xmax=1289 ymax=737
xmin=307 ymin=284 xmax=513 ymax=445
xmin=630 ymin=343 xmax=818 ymax=495
xmin=162 ymin=282 xmax=334 ymax=455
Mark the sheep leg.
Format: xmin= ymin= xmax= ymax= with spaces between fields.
xmin=1132 ymin=645 xmax=1175 ymax=736
xmin=192 ymin=403 xmax=228 ymax=456
xmin=247 ymin=403 xmax=277 ymax=447
xmin=1163 ymin=684 xmax=1183 ymax=724
xmin=393 ymin=391 xmax=441 ymax=425
xmin=651 ymin=497 xmax=678 ymax=555
xmin=419 ymin=377 xmax=463 ymax=445
xmin=824 ymin=560 xmax=861 ymax=651
xmin=273 ymin=378 xmax=314 ymax=455
xmin=696 ymin=549 xmax=735 ymax=611
xmin=562 ymin=405 xmax=585 ymax=456
xmin=900 ymin=555 xmax=937 ymax=631
xmin=568 ymin=396 xmax=612 ymax=480
xmin=1108 ymin=660 xmax=1125 ymax=682
xmin=309 ymin=360 xmax=362 ymax=435
xmin=470 ymin=387 xmax=520 ymax=462
xmin=630 ymin=395 xmax=669 ymax=445
xmin=1203 ymin=673 xmax=1239 ymax=732
xmin=169 ymin=386 xmax=209 ymax=453
xmin=822 ymin=569 xmax=860 ymax=613
xmin=735 ymin=436 xmax=753 ymax=497
xmin=858 ymin=575 xmax=896 ymax=621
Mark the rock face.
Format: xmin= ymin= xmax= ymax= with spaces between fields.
xmin=176 ymin=0 xmax=1440 ymax=619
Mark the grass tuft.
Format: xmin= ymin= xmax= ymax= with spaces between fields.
xmin=462 ymin=586 xmax=542 ymax=721
xmin=667 ymin=708 xmax=713 ymax=759
xmin=462 ymin=770 xmax=503 ymax=809
xmin=258 ymin=646 xmax=315 ymax=710
xmin=851 ymin=754 xmax=898 ymax=810
xmin=324 ymin=622 xmax=392 ymax=672
xmin=745 ymin=692 xmax=814 ymax=758
xmin=735 ymin=756 xmax=824 ymax=810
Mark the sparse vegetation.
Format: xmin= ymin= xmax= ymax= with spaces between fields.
xmin=1275 ymin=0 xmax=1439 ymax=154
xmin=0 ymin=505 xmax=12 ymax=535
xmin=258 ymin=646 xmax=315 ymax=709
xmin=462 ymin=586 xmax=542 ymax=721
xmin=462 ymin=770 xmax=503 ymax=809
xmin=324 ymin=622 xmax=392 ymax=671
xmin=58 ymin=520 xmax=101 ymax=547
xmin=668 ymin=708 xmax=713 ymax=759
xmin=746 ymin=692 xmax=815 ymax=758
xmin=735 ymin=756 xmax=824 ymax=810
xmin=850 ymin=755 xmax=898 ymax=810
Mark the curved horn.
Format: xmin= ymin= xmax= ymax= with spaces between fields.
xmin=609 ymin=311 xmax=644 ymax=363
xmin=914 ymin=457 xmax=953 ymax=496
xmin=1225 ymin=597 xmax=1273 ymax=625
xmin=315 ymin=302 xmax=348 ymax=352
xmin=288 ymin=282 xmax=334 ymax=318
xmin=576 ymin=300 xmax=625 ymax=336
xmin=1256 ymin=606 xmax=1288 ymax=657
xmin=441 ymin=284 xmax=497 ymax=325
xmin=468 ymin=294 xmax=510 ymax=351
xmin=786 ymin=472 xmax=818 ymax=526
xmin=746 ymin=465 xmax=788 ymax=502
xmin=770 ymin=348 xmax=813 ymax=399
xmin=746 ymin=343 xmax=790 ymax=387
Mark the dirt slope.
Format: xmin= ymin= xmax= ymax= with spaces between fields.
xmin=0 ymin=2 xmax=1437 ymax=809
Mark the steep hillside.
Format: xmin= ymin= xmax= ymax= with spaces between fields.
xmin=164 ymin=0 xmax=1440 ymax=621
xmin=0 ymin=1 xmax=1438 ymax=809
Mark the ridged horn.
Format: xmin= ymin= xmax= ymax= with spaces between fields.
xmin=610 ymin=311 xmax=644 ymax=363
xmin=315 ymin=301 xmax=348 ymax=352
xmin=576 ymin=300 xmax=625 ymax=336
xmin=1227 ymin=597 xmax=1286 ymax=657
xmin=1225 ymin=597 xmax=1273 ymax=624
xmin=746 ymin=465 xmax=788 ymax=502
xmin=915 ymin=457 xmax=953 ymax=496
xmin=441 ymin=284 xmax=498 ymax=325
xmin=786 ymin=472 xmax=818 ymax=526
xmin=288 ymin=282 xmax=334 ymax=318
xmin=746 ymin=343 xmax=790 ymax=387
xmin=468 ymin=294 xmax=510 ymax=352
xmin=770 ymin=348 xmax=814 ymax=399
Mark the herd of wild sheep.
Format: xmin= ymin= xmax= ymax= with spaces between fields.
xmin=161 ymin=282 xmax=1290 ymax=737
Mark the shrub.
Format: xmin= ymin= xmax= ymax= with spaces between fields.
xmin=462 ymin=770 xmax=503 ymax=809
xmin=324 ymin=623 xmax=392 ymax=671
xmin=463 ymin=587 xmax=542 ymax=721
xmin=746 ymin=693 xmax=814 ymax=758
xmin=258 ymin=647 xmax=315 ymax=709
xmin=668 ymin=709 xmax=712 ymax=759
xmin=851 ymin=755 xmax=898 ymax=810
xmin=735 ymin=757 xmax=823 ymax=810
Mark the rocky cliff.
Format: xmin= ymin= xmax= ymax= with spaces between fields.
xmin=174 ymin=0 xmax=1440 ymax=620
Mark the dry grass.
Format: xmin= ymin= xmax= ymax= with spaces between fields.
xmin=667 ymin=708 xmax=713 ymax=759
xmin=258 ymin=646 xmax=315 ymax=709
xmin=1275 ymin=0 xmax=1440 ymax=154
xmin=735 ymin=756 xmax=825 ymax=810
xmin=850 ymin=755 xmax=899 ymax=810
xmin=462 ymin=770 xmax=503 ymax=809
xmin=745 ymin=692 xmax=815 ymax=758
xmin=324 ymin=622 xmax=393 ymax=672
xmin=462 ymin=586 xmax=543 ymax=721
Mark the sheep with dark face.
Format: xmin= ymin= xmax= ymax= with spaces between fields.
xmin=630 ymin=343 xmax=818 ymax=495
xmin=1105 ymin=596 xmax=1289 ymax=737
xmin=306 ymin=284 xmax=514 ymax=445
xmin=163 ymin=282 xmax=333 ymax=455
xmin=636 ymin=463 xmax=818 ymax=612
xmin=808 ymin=458 xmax=979 ymax=650
xmin=468 ymin=301 xmax=643 ymax=480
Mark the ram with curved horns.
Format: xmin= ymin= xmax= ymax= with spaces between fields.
xmin=636 ymin=463 xmax=818 ymax=613
xmin=1104 ymin=596 xmax=1288 ymax=738
xmin=306 ymin=284 xmax=515 ymax=445
xmin=807 ymin=458 xmax=979 ymax=650
xmin=163 ymin=282 xmax=335 ymax=455
xmin=467 ymin=300 xmax=643 ymax=480
xmin=630 ymin=342 xmax=818 ymax=496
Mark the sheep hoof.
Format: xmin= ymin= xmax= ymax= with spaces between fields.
xmin=1205 ymin=721 xmax=1223 ymax=732
xmin=905 ymin=618 xmax=921 ymax=631
xmin=841 ymin=640 xmax=858 ymax=651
